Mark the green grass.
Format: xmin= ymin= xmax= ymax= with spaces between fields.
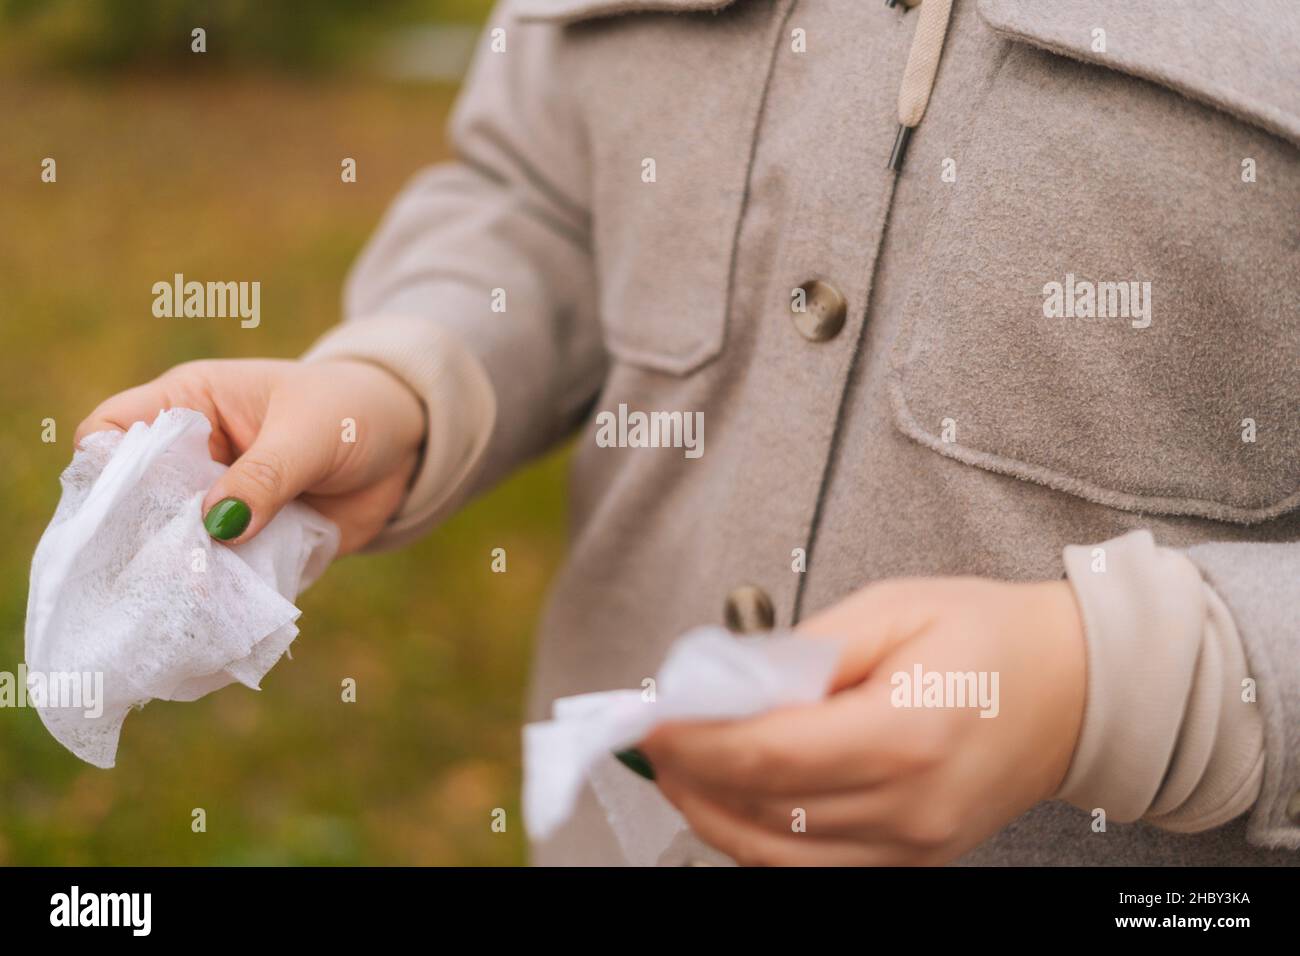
xmin=0 ymin=71 xmax=566 ymax=865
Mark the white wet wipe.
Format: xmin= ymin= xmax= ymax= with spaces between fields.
xmin=524 ymin=626 xmax=841 ymax=864
xmin=24 ymin=408 xmax=338 ymax=768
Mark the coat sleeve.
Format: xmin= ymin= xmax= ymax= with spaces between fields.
xmin=1056 ymin=530 xmax=1299 ymax=850
xmin=304 ymin=2 xmax=607 ymax=550
xmin=1183 ymin=540 xmax=1300 ymax=848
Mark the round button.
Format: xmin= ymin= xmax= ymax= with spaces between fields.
xmin=724 ymin=584 xmax=776 ymax=633
xmin=792 ymin=279 xmax=848 ymax=342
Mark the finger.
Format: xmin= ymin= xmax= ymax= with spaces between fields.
xmin=697 ymin=778 xmax=900 ymax=834
xmin=76 ymin=376 xmax=236 ymax=463
xmin=798 ymin=579 xmax=935 ymax=692
xmin=642 ymin=685 xmax=908 ymax=795
xmin=75 ymin=382 xmax=174 ymax=446
xmin=300 ymin=454 xmax=416 ymax=556
xmin=698 ymin=777 xmax=949 ymax=847
xmin=201 ymin=394 xmax=335 ymax=544
xmin=657 ymin=772 xmax=919 ymax=866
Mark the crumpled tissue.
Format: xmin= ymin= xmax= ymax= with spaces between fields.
xmin=524 ymin=626 xmax=841 ymax=864
xmin=25 ymin=407 xmax=338 ymax=768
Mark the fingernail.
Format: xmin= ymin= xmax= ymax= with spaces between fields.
xmin=204 ymin=497 xmax=251 ymax=541
xmin=614 ymin=748 xmax=655 ymax=781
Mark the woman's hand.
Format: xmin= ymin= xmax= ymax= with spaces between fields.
xmin=76 ymin=358 xmax=425 ymax=554
xmin=640 ymin=577 xmax=1087 ymax=865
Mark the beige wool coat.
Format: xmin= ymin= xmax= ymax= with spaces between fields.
xmin=305 ymin=0 xmax=1300 ymax=865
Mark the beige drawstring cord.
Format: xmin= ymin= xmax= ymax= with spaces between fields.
xmin=885 ymin=0 xmax=955 ymax=171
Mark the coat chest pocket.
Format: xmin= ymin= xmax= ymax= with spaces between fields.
xmin=517 ymin=0 xmax=779 ymax=375
xmin=888 ymin=0 xmax=1300 ymax=524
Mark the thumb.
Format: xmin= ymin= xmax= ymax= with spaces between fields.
xmin=797 ymin=581 xmax=926 ymax=693
xmin=201 ymin=409 xmax=332 ymax=545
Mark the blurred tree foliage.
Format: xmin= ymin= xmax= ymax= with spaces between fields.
xmin=0 ymin=0 xmax=494 ymax=72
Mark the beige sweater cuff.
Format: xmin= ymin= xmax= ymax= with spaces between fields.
xmin=1057 ymin=530 xmax=1264 ymax=830
xmin=302 ymin=314 xmax=497 ymax=551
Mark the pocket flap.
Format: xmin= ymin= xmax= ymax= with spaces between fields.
xmin=977 ymin=0 xmax=1300 ymax=147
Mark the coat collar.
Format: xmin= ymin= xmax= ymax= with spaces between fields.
xmin=514 ymin=0 xmax=739 ymax=26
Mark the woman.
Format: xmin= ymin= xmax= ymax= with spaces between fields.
xmin=77 ymin=0 xmax=1300 ymax=865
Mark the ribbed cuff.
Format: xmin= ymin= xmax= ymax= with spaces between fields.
xmin=302 ymin=314 xmax=497 ymax=551
xmin=1057 ymin=530 xmax=1263 ymax=829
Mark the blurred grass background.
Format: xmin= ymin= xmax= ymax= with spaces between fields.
xmin=0 ymin=0 xmax=570 ymax=865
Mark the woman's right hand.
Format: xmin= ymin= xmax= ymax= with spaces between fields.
xmin=75 ymin=358 xmax=426 ymax=554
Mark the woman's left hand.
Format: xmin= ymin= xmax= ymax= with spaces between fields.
xmin=639 ymin=577 xmax=1088 ymax=866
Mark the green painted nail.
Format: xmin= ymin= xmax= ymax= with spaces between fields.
xmin=204 ymin=497 xmax=251 ymax=541
xmin=614 ymin=748 xmax=655 ymax=781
